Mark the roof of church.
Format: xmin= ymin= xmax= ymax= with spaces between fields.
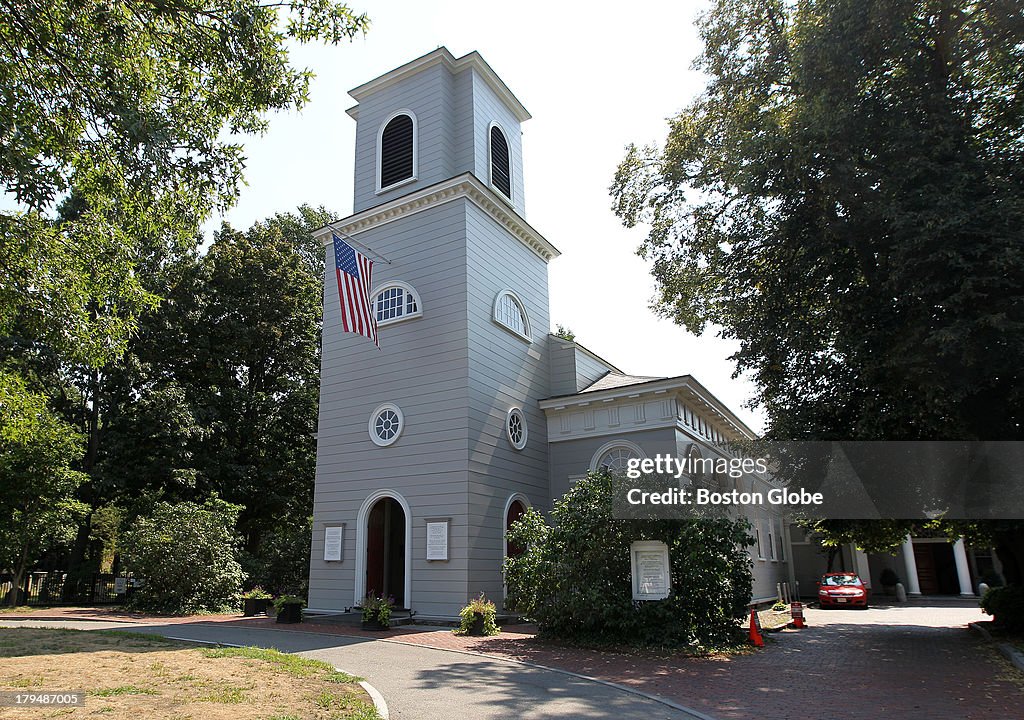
xmin=580 ymin=371 xmax=665 ymax=393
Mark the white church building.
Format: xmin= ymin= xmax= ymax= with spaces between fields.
xmin=306 ymin=48 xmax=795 ymax=619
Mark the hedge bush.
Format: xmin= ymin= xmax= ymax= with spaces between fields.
xmin=504 ymin=471 xmax=753 ymax=649
xmin=981 ymin=584 xmax=1024 ymax=632
xmin=120 ymin=497 xmax=245 ymax=613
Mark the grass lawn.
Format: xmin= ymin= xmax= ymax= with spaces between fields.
xmin=0 ymin=627 xmax=380 ymax=719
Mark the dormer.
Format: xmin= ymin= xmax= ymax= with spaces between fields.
xmin=347 ymin=48 xmax=530 ymax=216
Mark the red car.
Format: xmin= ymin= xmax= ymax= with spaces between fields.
xmin=817 ymin=572 xmax=869 ymax=608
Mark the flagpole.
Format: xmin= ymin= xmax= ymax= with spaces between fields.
xmin=327 ymin=223 xmax=393 ymax=265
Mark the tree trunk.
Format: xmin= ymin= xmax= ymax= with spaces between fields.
xmin=825 ymin=546 xmax=839 ymax=572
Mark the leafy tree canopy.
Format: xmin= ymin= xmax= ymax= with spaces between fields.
xmin=611 ymin=0 xmax=1023 ymax=441
xmin=0 ymin=371 xmax=88 ymax=604
xmin=0 ymin=0 xmax=367 ymax=366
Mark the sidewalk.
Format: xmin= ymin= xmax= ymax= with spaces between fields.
xmin=4 ymin=602 xmax=1021 ymax=719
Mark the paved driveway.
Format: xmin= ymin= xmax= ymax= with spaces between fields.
xmin=2 ymin=600 xmax=1020 ymax=720
xmin=0 ymin=619 xmax=707 ymax=720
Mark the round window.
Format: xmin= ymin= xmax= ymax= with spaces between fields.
xmin=507 ymin=407 xmax=527 ymax=450
xmin=369 ymin=403 xmax=404 ymax=447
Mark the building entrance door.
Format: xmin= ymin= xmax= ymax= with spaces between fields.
xmin=365 ymin=497 xmax=406 ymax=607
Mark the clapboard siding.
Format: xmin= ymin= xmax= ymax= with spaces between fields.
xmin=310 ymin=198 xmax=473 ymax=615
xmin=464 ymin=199 xmax=551 ymax=597
xmin=352 ymin=64 xmax=455 ymax=213
xmin=470 ymin=70 xmax=526 ymax=216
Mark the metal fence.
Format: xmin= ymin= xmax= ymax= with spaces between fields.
xmin=0 ymin=572 xmax=137 ymax=606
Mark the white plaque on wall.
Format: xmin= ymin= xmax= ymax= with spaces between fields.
xmin=630 ymin=540 xmax=671 ymax=600
xmin=426 ymin=520 xmax=449 ymax=561
xmin=324 ymin=526 xmax=344 ymax=562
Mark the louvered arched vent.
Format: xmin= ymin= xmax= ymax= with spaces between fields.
xmin=489 ymin=125 xmax=511 ymax=199
xmin=380 ymin=113 xmax=415 ymax=189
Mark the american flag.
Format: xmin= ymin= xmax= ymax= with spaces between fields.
xmin=332 ymin=233 xmax=378 ymax=347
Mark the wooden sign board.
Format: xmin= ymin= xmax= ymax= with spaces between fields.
xmin=324 ymin=526 xmax=344 ymax=562
xmin=426 ymin=520 xmax=449 ymax=561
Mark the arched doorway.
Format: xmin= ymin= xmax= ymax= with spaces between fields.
xmin=365 ymin=497 xmax=407 ymax=607
xmin=505 ymin=498 xmax=527 ymax=559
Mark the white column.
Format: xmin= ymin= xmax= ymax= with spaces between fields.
xmin=853 ymin=546 xmax=872 ymax=588
xmin=902 ymin=536 xmax=922 ymax=595
xmin=953 ymin=538 xmax=974 ymax=597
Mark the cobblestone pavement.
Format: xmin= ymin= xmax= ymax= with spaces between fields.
xmin=6 ymin=600 xmax=1022 ymax=719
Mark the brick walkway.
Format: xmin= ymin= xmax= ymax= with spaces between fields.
xmin=6 ymin=600 xmax=1022 ymax=719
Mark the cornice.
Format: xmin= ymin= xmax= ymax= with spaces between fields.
xmin=315 ymin=173 xmax=560 ymax=262
xmin=348 ymin=48 xmax=531 ymax=123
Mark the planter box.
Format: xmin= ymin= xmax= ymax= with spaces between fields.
xmin=275 ymin=602 xmax=303 ymax=624
xmin=468 ymin=612 xmax=486 ymax=636
xmin=361 ymin=618 xmax=389 ymax=631
xmin=243 ymin=598 xmax=270 ymax=616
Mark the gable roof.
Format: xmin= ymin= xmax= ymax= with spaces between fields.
xmin=346 ymin=47 xmax=531 ymax=122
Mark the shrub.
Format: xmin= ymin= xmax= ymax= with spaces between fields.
xmin=241 ymin=587 xmax=273 ymax=600
xmin=981 ymin=585 xmax=1024 ymax=632
xmin=273 ymin=594 xmax=306 ymax=612
xmin=239 ymin=515 xmax=312 ymax=597
xmin=504 ymin=471 xmax=753 ymax=649
xmin=120 ymin=497 xmax=245 ymax=613
xmin=771 ymin=601 xmax=788 ymax=612
xmin=454 ymin=593 xmax=499 ymax=636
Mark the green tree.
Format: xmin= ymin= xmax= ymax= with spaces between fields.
xmin=99 ymin=207 xmax=332 ymax=581
xmin=611 ymin=0 xmax=1024 ymax=580
xmin=505 ymin=472 xmax=753 ymax=648
xmin=1 ymin=0 xmax=367 ymax=364
xmin=0 ymin=372 xmax=87 ymax=605
xmin=797 ymin=519 xmax=916 ymax=572
xmin=120 ymin=497 xmax=245 ymax=613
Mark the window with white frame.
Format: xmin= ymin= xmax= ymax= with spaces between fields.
xmin=506 ymin=407 xmax=527 ymax=450
xmin=492 ymin=290 xmax=531 ymax=341
xmin=369 ymin=403 xmax=404 ymax=447
xmin=489 ymin=123 xmax=512 ymax=200
xmin=377 ymin=111 xmax=416 ymax=191
xmin=768 ymin=519 xmax=777 ymax=561
xmin=372 ymin=282 xmax=421 ymax=326
xmin=590 ymin=442 xmax=643 ymax=475
xmin=755 ymin=521 xmax=765 ymax=560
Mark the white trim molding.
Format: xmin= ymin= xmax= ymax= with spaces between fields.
xmin=354 ymin=489 xmax=413 ymax=609
xmin=369 ymin=403 xmax=404 ymax=447
xmin=506 ymin=407 xmax=528 ymax=450
xmin=315 ymin=173 xmax=560 ymax=262
xmin=376 ymin=108 xmax=418 ymax=194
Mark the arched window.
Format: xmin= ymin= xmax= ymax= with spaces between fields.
xmin=377 ymin=111 xmax=416 ymax=191
xmin=372 ymin=281 xmax=421 ymax=327
xmin=489 ymin=123 xmax=511 ymax=200
xmin=589 ymin=440 xmax=645 ymax=474
xmin=492 ymin=290 xmax=531 ymax=342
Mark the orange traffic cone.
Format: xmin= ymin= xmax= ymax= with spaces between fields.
xmin=748 ymin=608 xmax=764 ymax=647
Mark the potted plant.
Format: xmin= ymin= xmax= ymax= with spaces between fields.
xmin=241 ymin=587 xmax=273 ymax=616
xmin=879 ymin=568 xmax=900 ymax=595
xmin=454 ymin=593 xmax=499 ymax=637
xmin=274 ymin=595 xmax=305 ymax=624
xmin=360 ymin=592 xmax=393 ymax=630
